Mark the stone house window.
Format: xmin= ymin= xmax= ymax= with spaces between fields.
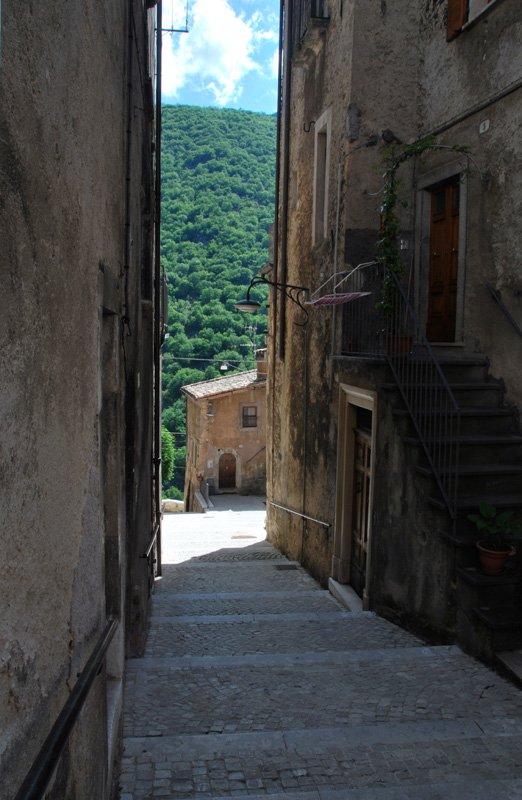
xmin=242 ymin=406 xmax=258 ymax=428
xmin=447 ymin=0 xmax=497 ymax=39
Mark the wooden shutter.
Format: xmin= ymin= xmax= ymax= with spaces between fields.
xmin=447 ymin=0 xmax=467 ymax=40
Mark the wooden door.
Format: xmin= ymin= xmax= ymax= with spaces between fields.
xmin=426 ymin=181 xmax=460 ymax=342
xmin=350 ymin=428 xmax=371 ymax=598
xmin=219 ymin=453 xmax=236 ymax=489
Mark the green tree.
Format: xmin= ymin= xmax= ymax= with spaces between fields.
xmin=161 ymin=426 xmax=175 ymax=483
xmin=161 ymin=105 xmax=276 ymax=430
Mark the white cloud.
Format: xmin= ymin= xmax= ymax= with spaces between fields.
xmin=162 ymin=0 xmax=279 ymax=106
xmin=271 ymin=47 xmax=280 ymax=79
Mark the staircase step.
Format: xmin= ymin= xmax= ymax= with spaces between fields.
xmin=473 ymin=604 xmax=522 ymax=630
xmin=395 ymin=406 xmax=517 ymax=435
xmin=437 ymin=356 xmax=489 ymax=382
xmin=447 ymin=383 xmax=504 ymax=407
xmin=473 ymin=604 xmax=522 ymax=652
xmin=457 ymin=566 xmax=520 ymax=607
xmin=458 ymin=566 xmax=521 ymax=589
xmin=405 ymin=433 xmax=522 ymax=465
xmin=417 ymin=463 xmax=522 ymax=478
xmin=428 ymin=493 xmax=522 ymax=513
xmin=417 ymin=463 xmax=522 ymax=495
xmin=495 ymin=649 xmax=522 ymax=689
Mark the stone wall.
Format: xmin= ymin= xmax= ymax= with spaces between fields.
xmin=267 ymin=0 xmax=522 ymax=645
xmin=0 ymin=1 xmax=157 ymax=797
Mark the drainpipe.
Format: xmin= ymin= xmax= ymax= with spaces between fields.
xmin=153 ymin=0 xmax=163 ymax=575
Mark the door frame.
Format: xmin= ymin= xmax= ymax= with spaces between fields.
xmin=414 ymin=158 xmax=468 ymax=343
xmin=218 ymin=451 xmax=238 ymax=490
xmin=332 ymin=385 xmax=377 ymax=610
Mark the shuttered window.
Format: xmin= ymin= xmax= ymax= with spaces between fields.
xmin=448 ymin=0 xmax=498 ymax=39
xmin=447 ymin=0 xmax=468 ymax=40
xmin=242 ymin=406 xmax=257 ymax=428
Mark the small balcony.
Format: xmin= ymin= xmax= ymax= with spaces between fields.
xmin=335 ymin=261 xmax=462 ymax=527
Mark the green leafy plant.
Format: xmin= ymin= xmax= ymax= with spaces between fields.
xmin=467 ymin=502 xmax=522 ymax=552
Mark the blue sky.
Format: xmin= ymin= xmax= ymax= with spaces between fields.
xmin=161 ymin=0 xmax=280 ymax=115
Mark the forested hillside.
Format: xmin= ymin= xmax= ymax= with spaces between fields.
xmin=160 ymin=105 xmax=276 ymax=490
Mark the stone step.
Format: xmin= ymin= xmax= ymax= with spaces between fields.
xmin=473 ymin=605 xmax=522 ymax=652
xmin=495 ymin=649 xmax=522 ymax=690
xmin=394 ymin=406 xmax=517 ymax=435
xmin=385 ymin=381 xmax=505 ymax=407
xmin=141 ymin=612 xmax=422 ymax=659
xmin=427 ymin=492 xmax=522 ymax=513
xmin=120 ymin=719 xmax=522 ymax=799
xmin=416 ymin=463 xmax=522 ymax=496
xmin=123 ymin=645 xmax=516 ymax=740
xmin=152 ymin=589 xmax=345 ymax=618
xmin=404 ymin=434 xmax=522 ymax=465
xmin=123 ymin=780 xmax=522 ymax=800
xmin=457 ymin=566 xmax=520 ymax=612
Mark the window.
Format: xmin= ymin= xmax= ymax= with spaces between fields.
xmin=242 ymin=406 xmax=257 ymax=428
xmin=447 ymin=0 xmax=497 ymax=39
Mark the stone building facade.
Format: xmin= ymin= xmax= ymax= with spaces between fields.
xmin=267 ymin=0 xmax=522 ymax=662
xmin=0 ymin=1 xmax=160 ymax=797
xmin=182 ymin=355 xmax=267 ymax=511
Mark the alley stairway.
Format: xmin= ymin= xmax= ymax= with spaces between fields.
xmin=118 ymin=499 xmax=522 ymax=799
xmin=394 ymin=354 xmax=522 ymax=666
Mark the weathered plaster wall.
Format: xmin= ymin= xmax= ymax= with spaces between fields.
xmin=0 ymin=1 xmax=156 ymax=796
xmin=268 ymin=0 xmax=424 ymax=582
xmin=418 ymin=0 xmax=522 ymax=407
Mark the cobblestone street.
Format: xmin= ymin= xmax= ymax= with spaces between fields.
xmin=119 ymin=496 xmax=522 ymax=799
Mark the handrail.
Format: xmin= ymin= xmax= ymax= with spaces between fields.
xmin=340 ymin=262 xmax=461 ymax=526
xmin=486 ymin=282 xmax=522 ymax=341
xmin=270 ymin=500 xmax=331 ymax=528
xmin=14 ymin=618 xmax=118 ymax=800
xmin=143 ymin=522 xmax=160 ymax=559
xmin=386 ymin=270 xmax=461 ymax=527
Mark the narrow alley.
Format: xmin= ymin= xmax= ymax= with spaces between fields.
xmin=118 ymin=497 xmax=522 ymax=799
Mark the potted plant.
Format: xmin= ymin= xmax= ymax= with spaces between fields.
xmin=467 ymin=502 xmax=522 ymax=575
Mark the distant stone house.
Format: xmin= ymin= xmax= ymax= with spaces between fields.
xmin=267 ymin=0 xmax=522 ymax=665
xmin=182 ymin=353 xmax=267 ymax=511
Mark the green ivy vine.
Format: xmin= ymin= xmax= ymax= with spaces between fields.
xmin=376 ymin=135 xmax=472 ymax=317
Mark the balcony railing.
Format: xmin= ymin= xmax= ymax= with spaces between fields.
xmin=340 ymin=262 xmax=461 ymax=526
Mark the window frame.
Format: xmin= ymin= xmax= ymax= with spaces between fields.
xmin=447 ymin=0 xmax=499 ymax=40
xmin=241 ymin=405 xmax=258 ymax=429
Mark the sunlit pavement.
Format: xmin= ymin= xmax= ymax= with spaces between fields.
xmin=160 ymin=494 xmax=268 ymax=564
xmin=119 ymin=495 xmax=522 ymax=800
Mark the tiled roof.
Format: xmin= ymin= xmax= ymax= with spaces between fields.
xmin=181 ymin=369 xmax=265 ymax=400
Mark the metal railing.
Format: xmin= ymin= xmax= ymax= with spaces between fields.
xmin=341 ymin=263 xmax=461 ymax=525
xmin=486 ymin=282 xmax=522 ymax=342
xmin=14 ymin=618 xmax=118 ymax=800
xmin=270 ymin=500 xmax=331 ymax=528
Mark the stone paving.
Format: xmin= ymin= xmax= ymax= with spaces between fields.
xmin=119 ymin=495 xmax=522 ymax=799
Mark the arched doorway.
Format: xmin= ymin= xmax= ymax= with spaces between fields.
xmin=219 ymin=453 xmax=236 ymax=489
